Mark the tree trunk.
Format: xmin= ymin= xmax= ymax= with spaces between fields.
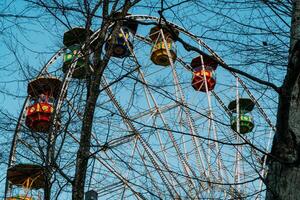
xmin=71 ymin=3 xmax=137 ymax=198
xmin=72 ymin=60 xmax=106 ymax=199
xmin=266 ymin=0 xmax=300 ymax=199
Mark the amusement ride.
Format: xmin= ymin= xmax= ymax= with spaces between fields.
xmin=4 ymin=14 xmax=275 ymax=199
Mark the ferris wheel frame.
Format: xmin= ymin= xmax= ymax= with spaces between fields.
xmin=4 ymin=15 xmax=275 ymax=199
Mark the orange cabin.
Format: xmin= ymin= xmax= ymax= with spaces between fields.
xmin=6 ymin=164 xmax=45 ymax=200
xmin=191 ymin=55 xmax=218 ymax=92
xmin=192 ymin=68 xmax=216 ymax=92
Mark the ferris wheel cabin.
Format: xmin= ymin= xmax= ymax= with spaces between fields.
xmin=6 ymin=164 xmax=45 ymax=200
xmin=149 ymin=25 xmax=179 ymax=66
xmin=228 ymin=98 xmax=255 ymax=134
xmin=191 ymin=54 xmax=218 ymax=92
xmin=63 ymin=27 xmax=92 ymax=79
xmin=25 ymin=77 xmax=62 ymax=132
xmin=105 ymin=12 xmax=138 ymax=58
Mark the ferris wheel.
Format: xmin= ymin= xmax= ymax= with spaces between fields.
xmin=4 ymin=14 xmax=276 ymax=199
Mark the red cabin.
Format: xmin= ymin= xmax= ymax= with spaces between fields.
xmin=191 ymin=55 xmax=218 ymax=92
xmin=25 ymin=77 xmax=61 ymax=132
